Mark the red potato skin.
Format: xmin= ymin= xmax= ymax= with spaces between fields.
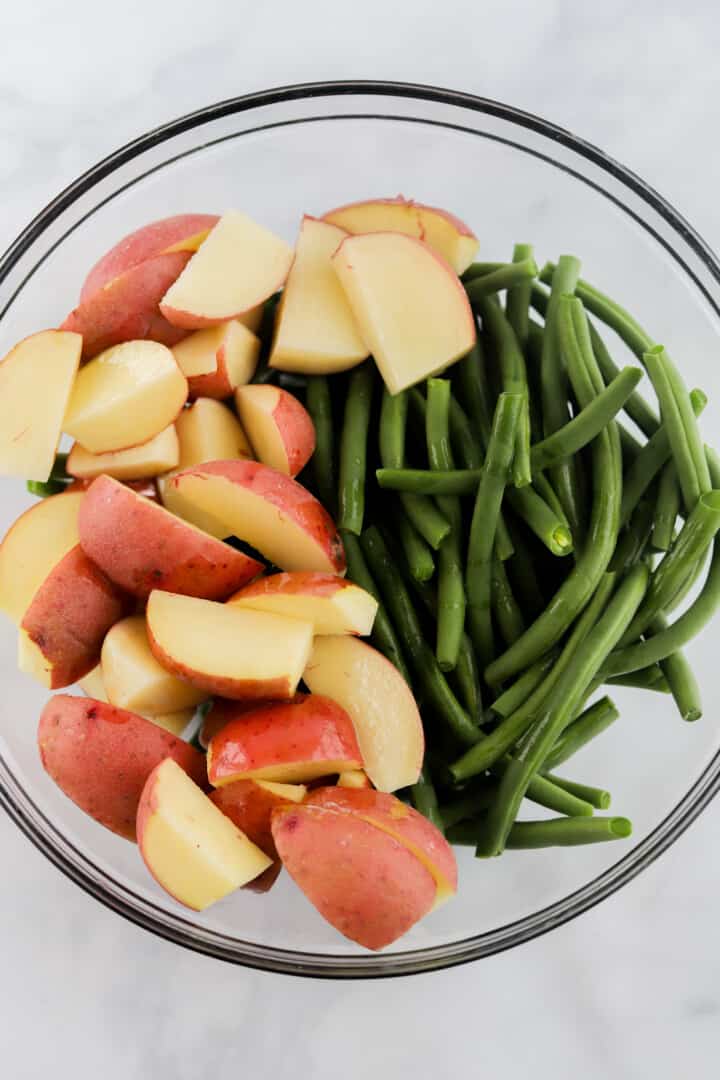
xmin=207 ymin=694 xmax=362 ymax=786
xmin=21 ymin=545 xmax=128 ymax=688
xmin=230 ymin=571 xmax=352 ymax=603
xmin=80 ymin=214 xmax=219 ymax=303
xmin=199 ymin=698 xmax=268 ymax=749
xmin=186 ymin=341 xmax=239 ymax=400
xmin=61 ymin=251 xmax=192 ymax=359
xmin=210 ymin=780 xmax=293 ymax=894
xmin=171 ymin=460 xmax=346 ymax=574
xmin=146 ymin=633 xmax=297 ymax=701
xmin=305 ymin=787 xmax=457 ymax=894
xmin=38 ymin=695 xmax=207 ymax=840
xmin=322 ymin=195 xmax=476 ymax=238
xmin=65 ymin=478 xmax=159 ymax=501
xmin=271 ymin=387 xmax=316 ymax=477
xmin=271 ymin=804 xmax=436 ymax=950
xmin=78 ymin=474 xmax=262 ymax=599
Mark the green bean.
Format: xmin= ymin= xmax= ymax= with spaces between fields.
xmin=504 ymin=521 xmax=546 ymax=618
xmin=485 ymin=310 xmax=624 ymax=687
xmin=505 ymin=484 xmax=574 ymax=557
xmin=338 ymin=363 xmax=374 ymax=534
xmin=411 ymin=767 xmax=445 ymax=831
xmin=305 ymin=376 xmax=337 ymax=514
xmin=490 ymin=652 xmax=558 ymax=718
xmin=644 ymin=345 xmax=711 ymax=512
xmin=650 ymin=615 xmax=702 ymax=722
xmin=440 ymin=787 xmax=498 ymax=829
xmin=588 ymin=319 xmax=660 ymax=438
xmin=606 ymin=668 xmax=669 ymax=693
xmin=340 ymin=530 xmax=411 ymax=684
xmin=544 ymin=773 xmax=611 ymax=810
xmin=360 ymin=526 xmax=480 ymax=746
xmin=464 ymin=257 xmax=538 ymax=301
xmin=491 ymin=558 xmax=526 ymax=646
xmin=618 ymin=423 xmax=644 ymax=465
xmin=27 ymin=478 xmax=67 ymax=497
xmin=378 ymin=386 xmax=452 ymax=551
xmin=456 ymin=340 xmax=494 ymax=452
xmin=452 ymin=573 xmax=616 ymax=780
xmin=506 ymin=243 xmax=534 ymax=350
xmin=619 ymin=491 xmax=720 ymax=645
xmin=504 ymin=769 xmax=593 ymax=817
xmin=426 ymin=378 xmax=466 ymax=670
xmin=611 ymin=492 xmax=658 ymax=571
xmin=539 ymin=255 xmax=584 ymax=541
xmin=618 ymin=389 xmax=707 ymax=526
xmin=466 ymin=393 xmax=522 ymax=669
xmin=543 ymin=696 xmax=620 ymax=769
xmin=447 ymin=395 xmax=483 ymax=470
xmin=530 ymin=366 xmax=643 ymax=473
xmin=539 ymin=263 xmax=653 ymax=361
xmin=652 ymin=462 xmax=681 ymax=552
xmin=448 ymin=815 xmax=632 ymax=848
xmin=477 ymin=561 xmax=648 ymax=856
xmin=395 ymin=511 xmax=435 ymax=582
xmin=531 ymin=470 xmax=571 ymax=528
xmin=478 ymin=296 xmax=532 ymax=487
xmin=450 ymin=633 xmax=483 ymax=719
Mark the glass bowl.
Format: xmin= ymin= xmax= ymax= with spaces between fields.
xmin=1 ymin=81 xmax=719 ymax=979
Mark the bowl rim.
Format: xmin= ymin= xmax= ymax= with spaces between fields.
xmin=1 ymin=79 xmax=719 ymax=979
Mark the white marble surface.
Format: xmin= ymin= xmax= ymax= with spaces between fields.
xmin=2 ymin=2 xmax=720 ymax=1076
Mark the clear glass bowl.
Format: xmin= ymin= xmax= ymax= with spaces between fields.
xmin=1 ymin=81 xmax=719 ymax=979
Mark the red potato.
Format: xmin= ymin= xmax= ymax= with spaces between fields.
xmin=77 ymin=662 xmax=197 ymax=737
xmin=80 ymin=214 xmax=220 ymax=302
xmin=169 ymin=460 xmax=346 ymax=574
xmin=303 ymin=636 xmax=424 ymax=793
xmin=305 ymin=787 xmax=457 ymax=906
xmin=37 ymin=695 xmax=206 ymax=840
xmin=322 ymin=196 xmax=479 ymax=274
xmin=66 ymin=426 xmax=179 ymax=481
xmin=146 ymin=590 xmax=313 ymax=701
xmin=19 ymin=545 xmax=127 ymax=689
xmin=65 ymin=478 xmax=159 ymax=501
xmin=137 ymin=758 xmax=272 ymax=909
xmin=172 ymin=320 xmax=260 ymax=399
xmin=0 ymin=330 xmax=82 ymax=482
xmin=269 ymin=216 xmax=368 ymax=375
xmin=199 ymin=699 xmax=260 ymax=749
xmin=159 ymin=211 xmax=293 ymax=330
xmin=234 ymin=384 xmax=316 ymax=477
xmin=333 ymin=232 xmax=476 ymax=395
xmin=228 ymin=571 xmax=377 ymax=636
xmin=337 ymin=770 xmax=372 ymax=789
xmin=101 ymin=614 xmax=207 ymax=714
xmin=207 ymin=694 xmax=363 ymax=786
xmin=210 ymin=778 xmax=306 ymax=893
xmin=0 ymin=490 xmax=85 ymax=624
xmin=63 ymin=340 xmax=188 ymax=455
xmin=61 ymin=251 xmax=192 ymax=359
xmin=271 ymin=803 xmax=436 ymax=950
xmin=78 ymin=475 xmax=262 ymax=599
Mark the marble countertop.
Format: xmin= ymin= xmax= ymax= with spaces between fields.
xmin=2 ymin=3 xmax=720 ymax=1076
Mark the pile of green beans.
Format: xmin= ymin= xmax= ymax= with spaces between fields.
xmin=293 ymin=248 xmax=720 ymax=857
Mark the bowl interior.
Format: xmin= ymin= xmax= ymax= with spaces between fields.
xmin=1 ymin=85 xmax=719 ymax=977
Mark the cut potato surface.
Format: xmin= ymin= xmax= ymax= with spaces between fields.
xmin=332 ymin=232 xmax=476 ymax=394
xmin=101 ymin=614 xmax=207 ymax=714
xmin=322 ymin=196 xmax=479 ymax=274
xmin=160 ymin=211 xmax=294 ymax=329
xmin=269 ymin=216 xmax=368 ymax=374
xmin=229 ymin=571 xmax=377 ymax=635
xmin=0 ymin=330 xmax=81 ymax=482
xmin=235 ymin=384 xmax=316 ymax=477
xmin=63 ymin=340 xmax=188 ymax=454
xmin=77 ymin=662 xmax=196 ymax=736
xmin=173 ymin=320 xmax=260 ymax=399
xmin=0 ymin=490 xmax=85 ymax=623
xmin=67 ymin=425 xmax=179 ymax=481
xmin=146 ymin=590 xmax=314 ymax=701
xmin=170 ymin=460 xmax=346 ymax=574
xmin=303 ymin=635 xmax=423 ymax=792
xmin=137 ymin=758 xmax=272 ymax=909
